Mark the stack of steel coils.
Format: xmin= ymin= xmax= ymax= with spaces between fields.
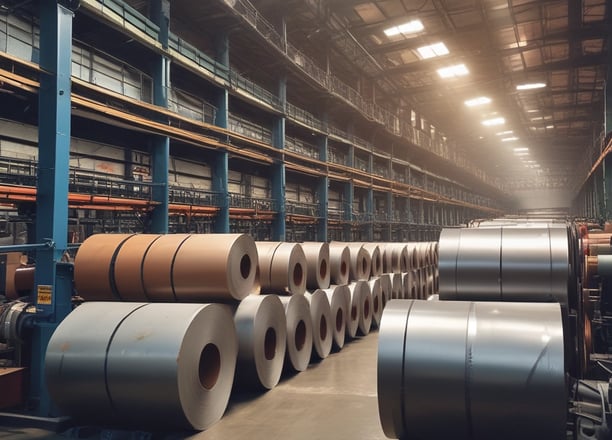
xmin=378 ymin=221 xmax=575 ymax=439
xmin=47 ymin=234 xmax=438 ymax=431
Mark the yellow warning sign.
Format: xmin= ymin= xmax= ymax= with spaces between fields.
xmin=37 ymin=285 xmax=53 ymax=305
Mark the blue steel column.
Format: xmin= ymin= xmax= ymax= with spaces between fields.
xmin=344 ymin=143 xmax=354 ymax=241
xmin=150 ymin=0 xmax=170 ymax=233
xmin=272 ymin=76 xmax=287 ymax=240
xmin=213 ymin=33 xmax=230 ymax=232
xmin=32 ymin=2 xmax=74 ymax=416
xmin=317 ymin=135 xmax=329 ymax=241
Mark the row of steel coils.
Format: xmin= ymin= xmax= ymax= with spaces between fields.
xmin=378 ymin=222 xmax=573 ymax=440
xmin=45 ymin=233 xmax=438 ymax=431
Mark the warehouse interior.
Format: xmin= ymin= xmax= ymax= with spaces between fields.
xmin=0 ymin=0 xmax=611 ymax=438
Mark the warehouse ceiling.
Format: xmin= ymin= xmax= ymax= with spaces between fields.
xmin=251 ymin=0 xmax=610 ymax=193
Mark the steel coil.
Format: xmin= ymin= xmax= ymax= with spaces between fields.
xmin=301 ymin=242 xmax=331 ymax=290
xmin=378 ymin=299 xmax=567 ymax=440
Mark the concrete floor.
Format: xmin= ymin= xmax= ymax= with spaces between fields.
xmin=0 ymin=332 xmax=387 ymax=440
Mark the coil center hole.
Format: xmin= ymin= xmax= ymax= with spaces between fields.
xmin=373 ymin=295 xmax=379 ymax=314
xmin=320 ymin=259 xmax=327 ymax=279
xmin=240 ymin=255 xmax=251 ymax=279
xmin=198 ymin=343 xmax=221 ymax=390
xmin=351 ymin=305 xmax=357 ymax=321
xmin=340 ymin=261 xmax=347 ymax=277
xmin=295 ymin=320 xmax=306 ymax=352
xmin=335 ymin=308 xmax=343 ymax=332
xmin=264 ymin=327 xmax=276 ymax=361
xmin=320 ymin=315 xmax=327 ymax=341
xmin=364 ymin=297 xmax=370 ymax=319
xmin=293 ymin=263 xmax=304 ymax=287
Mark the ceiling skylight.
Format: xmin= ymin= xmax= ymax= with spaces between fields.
xmin=437 ymin=64 xmax=469 ymax=79
xmin=384 ymin=20 xmax=424 ymax=37
xmin=481 ymin=117 xmax=505 ymax=126
xmin=417 ymin=42 xmax=449 ymax=59
xmin=464 ymin=96 xmax=491 ymax=107
xmin=516 ymin=82 xmax=546 ymax=90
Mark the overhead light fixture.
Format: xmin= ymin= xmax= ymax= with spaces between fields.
xmin=464 ymin=96 xmax=491 ymax=107
xmin=481 ymin=117 xmax=505 ymax=126
xmin=546 ymin=125 xmax=554 ymax=129
xmin=384 ymin=20 xmax=424 ymax=37
xmin=531 ymin=116 xmax=543 ymax=121
xmin=514 ymin=152 xmax=529 ymax=156
xmin=501 ymin=137 xmax=519 ymax=142
xmin=527 ymin=109 xmax=539 ymax=113
xmin=516 ymin=82 xmax=546 ymax=90
xmin=513 ymin=147 xmax=529 ymax=152
xmin=496 ymin=130 xmax=513 ymax=136
xmin=417 ymin=42 xmax=449 ymax=59
xmin=437 ymin=64 xmax=469 ymax=78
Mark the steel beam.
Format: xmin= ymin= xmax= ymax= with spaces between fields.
xmin=213 ymin=33 xmax=230 ymax=232
xmin=149 ymin=0 xmax=170 ymax=233
xmin=32 ymin=1 xmax=74 ymax=416
xmin=272 ymin=77 xmax=287 ymax=240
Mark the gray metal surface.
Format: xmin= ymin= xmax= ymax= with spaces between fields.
xmin=45 ymin=302 xmax=147 ymax=420
xmin=500 ymin=227 xmax=552 ymax=301
xmin=377 ymin=300 xmax=412 ymax=439
xmin=438 ymin=228 xmax=461 ymax=299
xmin=469 ymin=302 xmax=566 ymax=440
xmin=377 ymin=300 xmax=567 ymax=440
xmin=106 ymin=303 xmax=238 ymax=430
xmin=456 ymin=228 xmax=502 ymax=300
xmin=279 ymin=295 xmax=313 ymax=372
xmin=323 ymin=285 xmax=349 ymax=349
xmin=234 ymin=295 xmax=287 ymax=390
xmin=403 ymin=300 xmax=471 ymax=439
xmin=305 ymin=290 xmax=333 ymax=359
xmin=438 ymin=226 xmax=569 ymax=304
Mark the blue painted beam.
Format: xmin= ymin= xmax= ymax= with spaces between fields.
xmin=32 ymin=1 xmax=74 ymax=416
xmin=272 ymin=77 xmax=287 ymax=240
xmin=213 ymin=33 xmax=230 ymax=231
xmin=149 ymin=57 xmax=170 ymax=233
xmin=149 ymin=0 xmax=170 ymax=233
xmin=213 ymin=152 xmax=230 ymax=232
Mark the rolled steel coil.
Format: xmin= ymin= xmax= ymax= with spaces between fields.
xmin=234 ymin=294 xmax=287 ymax=390
xmin=256 ymin=242 xmax=307 ymax=295
xmin=47 ymin=302 xmax=238 ymax=430
xmin=328 ymin=243 xmax=350 ymax=285
xmin=438 ymin=226 xmax=569 ymax=304
xmin=345 ymin=243 xmax=372 ymax=281
xmin=378 ymin=299 xmax=566 ymax=440
xmin=363 ymin=243 xmax=383 ymax=277
xmin=322 ymin=285 xmax=350 ymax=350
xmin=75 ymin=233 xmax=259 ymax=302
xmin=278 ymin=294 xmax=313 ymax=372
xmin=347 ymin=281 xmax=372 ymax=336
xmin=368 ymin=277 xmax=384 ymax=328
xmin=305 ymin=290 xmax=333 ymax=359
xmin=300 ymin=242 xmax=331 ymax=290
xmin=379 ymin=273 xmax=392 ymax=304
